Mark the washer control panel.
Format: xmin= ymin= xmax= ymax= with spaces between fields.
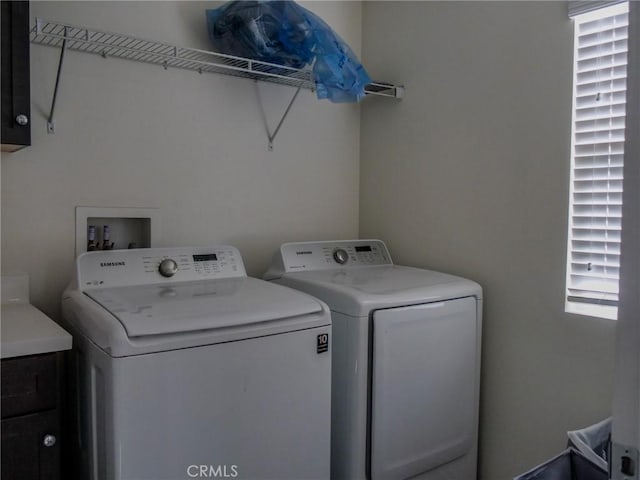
xmin=279 ymin=240 xmax=392 ymax=272
xmin=77 ymin=246 xmax=246 ymax=290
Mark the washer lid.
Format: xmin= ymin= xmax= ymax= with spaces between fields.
xmin=85 ymin=277 xmax=323 ymax=338
xmin=275 ymin=265 xmax=482 ymax=317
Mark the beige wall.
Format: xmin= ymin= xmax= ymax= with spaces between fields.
xmin=360 ymin=2 xmax=616 ymax=478
xmin=1 ymin=1 xmax=362 ymax=318
xmin=2 ymin=2 xmax=621 ymax=478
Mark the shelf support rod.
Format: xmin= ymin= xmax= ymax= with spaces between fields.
xmin=47 ymin=28 xmax=68 ymax=134
xmin=255 ymin=81 xmax=303 ymax=151
xmin=269 ymin=84 xmax=302 ymax=150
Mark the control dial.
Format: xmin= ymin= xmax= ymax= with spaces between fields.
xmin=158 ymin=258 xmax=179 ymax=278
xmin=333 ymin=248 xmax=349 ymax=265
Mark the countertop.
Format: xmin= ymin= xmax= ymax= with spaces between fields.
xmin=1 ymin=273 xmax=72 ymax=359
xmin=2 ymin=303 xmax=72 ymax=359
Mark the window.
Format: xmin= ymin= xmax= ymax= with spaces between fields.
xmin=566 ymin=1 xmax=629 ymax=320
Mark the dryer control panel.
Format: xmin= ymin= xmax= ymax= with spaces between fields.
xmin=77 ymin=246 xmax=246 ymax=290
xmin=277 ymin=240 xmax=392 ymax=273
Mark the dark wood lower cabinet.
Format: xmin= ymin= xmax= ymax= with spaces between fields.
xmin=1 ymin=353 xmax=63 ymax=480
xmin=1 ymin=411 xmax=61 ymax=480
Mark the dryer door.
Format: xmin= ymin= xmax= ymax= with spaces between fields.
xmin=370 ymin=297 xmax=479 ymax=480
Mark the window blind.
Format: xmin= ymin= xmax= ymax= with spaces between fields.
xmin=568 ymin=1 xmax=626 ymax=18
xmin=567 ymin=2 xmax=629 ymax=308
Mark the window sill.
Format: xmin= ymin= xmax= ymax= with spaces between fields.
xmin=565 ymin=301 xmax=618 ymax=321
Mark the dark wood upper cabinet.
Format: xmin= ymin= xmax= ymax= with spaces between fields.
xmin=1 ymin=1 xmax=31 ymax=152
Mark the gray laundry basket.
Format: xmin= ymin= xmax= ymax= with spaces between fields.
xmin=567 ymin=417 xmax=612 ymax=471
xmin=514 ymin=448 xmax=607 ymax=480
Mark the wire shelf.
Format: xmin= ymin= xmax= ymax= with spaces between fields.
xmin=30 ymin=19 xmax=404 ymax=99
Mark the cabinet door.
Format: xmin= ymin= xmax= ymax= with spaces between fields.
xmin=1 ymin=0 xmax=31 ymax=150
xmin=1 ymin=353 xmax=58 ymax=418
xmin=611 ymin=2 xmax=640 ymax=477
xmin=1 ymin=410 xmax=61 ymax=480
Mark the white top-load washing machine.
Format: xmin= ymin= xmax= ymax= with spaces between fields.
xmin=265 ymin=240 xmax=483 ymax=480
xmin=62 ymin=246 xmax=332 ymax=480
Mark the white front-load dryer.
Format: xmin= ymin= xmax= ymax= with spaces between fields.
xmin=264 ymin=240 xmax=482 ymax=480
xmin=62 ymin=246 xmax=332 ymax=480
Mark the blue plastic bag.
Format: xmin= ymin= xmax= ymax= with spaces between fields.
xmin=206 ymin=1 xmax=372 ymax=103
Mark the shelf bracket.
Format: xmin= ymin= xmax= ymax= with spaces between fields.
xmin=255 ymin=81 xmax=303 ymax=151
xmin=46 ymin=25 xmax=68 ymax=134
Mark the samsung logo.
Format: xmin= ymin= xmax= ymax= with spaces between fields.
xmin=296 ymin=251 xmax=313 ymax=255
xmin=100 ymin=261 xmax=126 ymax=267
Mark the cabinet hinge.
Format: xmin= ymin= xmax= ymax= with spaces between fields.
xmin=611 ymin=442 xmax=639 ymax=480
